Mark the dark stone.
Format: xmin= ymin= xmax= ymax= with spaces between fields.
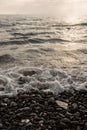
xmin=65 ymin=112 xmax=72 ymax=118
xmin=10 ymin=101 xmax=17 ymax=107
xmin=26 ymin=122 xmax=32 ymax=126
xmin=48 ymin=97 xmax=55 ymax=103
xmin=74 ymin=112 xmax=80 ymax=118
xmin=59 ymin=113 xmax=65 ymax=118
xmin=23 ymin=70 xmax=36 ymax=76
xmin=3 ymin=98 xmax=9 ymax=103
xmin=39 ymin=120 xmax=44 ymax=126
xmin=30 ymin=113 xmax=37 ymax=117
xmin=60 ymin=121 xmax=67 ymax=128
xmin=0 ymin=89 xmax=86 ymax=130
xmin=19 ymin=107 xmax=30 ymax=111
xmin=73 ymin=103 xmax=78 ymax=109
xmin=0 ymin=123 xmax=3 ymax=128
xmin=60 ymin=118 xmax=71 ymax=123
xmin=71 ymin=121 xmax=79 ymax=125
xmin=85 ymin=123 xmax=87 ymax=129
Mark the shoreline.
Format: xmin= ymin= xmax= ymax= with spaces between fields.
xmin=0 ymin=43 xmax=87 ymax=97
xmin=0 ymin=43 xmax=87 ymax=129
xmin=0 ymin=15 xmax=87 ymax=130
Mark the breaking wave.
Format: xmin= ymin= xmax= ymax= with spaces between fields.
xmin=0 ymin=67 xmax=87 ymax=97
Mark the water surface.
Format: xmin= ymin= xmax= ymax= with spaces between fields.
xmin=0 ymin=15 xmax=87 ymax=45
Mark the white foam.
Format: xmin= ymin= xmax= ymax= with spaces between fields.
xmin=76 ymin=82 xmax=87 ymax=91
xmin=0 ymin=67 xmax=87 ymax=96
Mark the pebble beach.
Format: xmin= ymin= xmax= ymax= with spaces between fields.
xmin=0 ymin=15 xmax=87 ymax=130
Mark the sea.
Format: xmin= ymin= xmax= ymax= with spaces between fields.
xmin=0 ymin=15 xmax=87 ymax=97
xmin=0 ymin=15 xmax=87 ymax=44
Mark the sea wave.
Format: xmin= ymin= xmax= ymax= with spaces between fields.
xmin=74 ymin=22 xmax=87 ymax=26
xmin=0 ymin=67 xmax=87 ymax=97
xmin=0 ymin=16 xmax=87 ymax=44
xmin=0 ymin=38 xmax=69 ymax=45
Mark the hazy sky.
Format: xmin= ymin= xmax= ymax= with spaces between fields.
xmin=0 ymin=0 xmax=87 ymax=16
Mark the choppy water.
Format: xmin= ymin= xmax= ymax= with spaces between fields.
xmin=0 ymin=15 xmax=87 ymax=96
xmin=0 ymin=15 xmax=87 ymax=45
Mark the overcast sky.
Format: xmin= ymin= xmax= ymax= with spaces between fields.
xmin=0 ymin=0 xmax=87 ymax=16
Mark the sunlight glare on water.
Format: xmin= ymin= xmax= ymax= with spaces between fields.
xmin=65 ymin=16 xmax=81 ymax=25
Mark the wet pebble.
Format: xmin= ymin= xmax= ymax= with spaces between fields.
xmin=0 ymin=89 xmax=87 ymax=130
xmin=0 ymin=123 xmax=3 ymax=128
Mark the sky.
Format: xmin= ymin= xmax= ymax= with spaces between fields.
xmin=0 ymin=0 xmax=87 ymax=16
